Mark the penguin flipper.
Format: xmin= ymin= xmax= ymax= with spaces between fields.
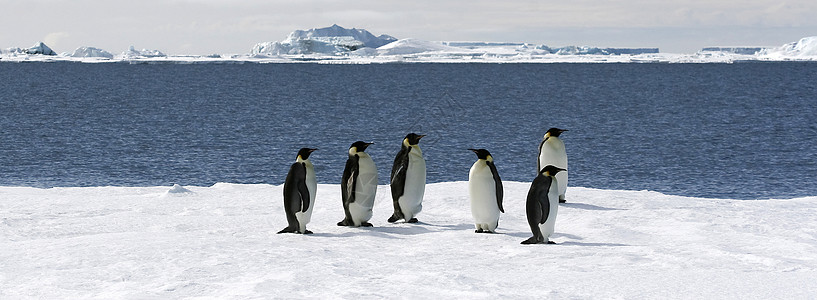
xmin=283 ymin=162 xmax=305 ymax=229
xmin=389 ymin=147 xmax=410 ymax=220
xmin=537 ymin=138 xmax=548 ymax=172
xmin=340 ymin=156 xmax=358 ymax=226
xmin=390 ymin=147 xmax=410 ymax=201
xmin=487 ymin=161 xmax=504 ymax=213
xmin=290 ymin=163 xmax=310 ymax=213
xmin=539 ymin=176 xmax=553 ymax=224
xmin=342 ymin=155 xmax=359 ymax=204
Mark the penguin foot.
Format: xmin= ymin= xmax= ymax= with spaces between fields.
xmin=407 ymin=218 xmax=419 ymax=223
xmin=337 ymin=220 xmax=350 ymax=227
xmin=387 ymin=215 xmax=401 ymax=223
xmin=301 ymin=230 xmax=313 ymax=235
xmin=559 ymin=199 xmax=567 ymax=203
xmin=521 ymin=237 xmax=545 ymax=244
xmin=360 ymin=222 xmax=374 ymax=227
xmin=277 ymin=227 xmax=297 ymax=234
xmin=547 ymin=240 xmax=557 ymax=244
xmin=475 ymin=228 xmax=484 ymax=233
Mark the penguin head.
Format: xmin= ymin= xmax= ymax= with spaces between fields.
xmin=544 ymin=128 xmax=568 ymax=138
xmin=468 ymin=148 xmax=493 ymax=161
xmin=539 ymin=165 xmax=566 ymax=176
xmin=296 ymin=148 xmax=318 ymax=160
xmin=349 ymin=141 xmax=374 ymax=154
xmin=403 ymin=133 xmax=425 ymax=146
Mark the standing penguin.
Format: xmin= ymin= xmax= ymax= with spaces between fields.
xmin=522 ymin=165 xmax=566 ymax=244
xmin=537 ymin=128 xmax=568 ymax=203
xmin=467 ymin=148 xmax=504 ymax=233
xmin=278 ymin=148 xmax=318 ymax=234
xmin=338 ymin=141 xmax=378 ymax=227
xmin=388 ymin=133 xmax=426 ymax=223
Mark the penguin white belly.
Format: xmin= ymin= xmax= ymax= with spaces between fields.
xmin=468 ymin=162 xmax=500 ymax=231
xmin=295 ymin=161 xmax=317 ymax=232
xmin=540 ymin=178 xmax=560 ymax=239
xmin=539 ymin=139 xmax=568 ymax=198
xmin=399 ymin=151 xmax=425 ymax=220
xmin=349 ymin=155 xmax=378 ymax=225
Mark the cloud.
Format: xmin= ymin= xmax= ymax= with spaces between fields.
xmin=43 ymin=32 xmax=71 ymax=50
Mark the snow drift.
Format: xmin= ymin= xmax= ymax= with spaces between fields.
xmin=2 ymin=182 xmax=816 ymax=298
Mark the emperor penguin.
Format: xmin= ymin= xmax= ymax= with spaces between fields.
xmin=537 ymin=128 xmax=568 ymax=203
xmin=522 ymin=165 xmax=566 ymax=244
xmin=467 ymin=148 xmax=504 ymax=233
xmin=338 ymin=141 xmax=378 ymax=227
xmin=388 ymin=133 xmax=426 ymax=223
xmin=278 ymin=148 xmax=318 ymax=234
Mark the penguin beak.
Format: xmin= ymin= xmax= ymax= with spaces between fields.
xmin=308 ymin=148 xmax=318 ymax=153
xmin=365 ymin=142 xmax=375 ymax=146
xmin=417 ymin=135 xmax=426 ymax=139
xmin=467 ymin=148 xmax=478 ymax=152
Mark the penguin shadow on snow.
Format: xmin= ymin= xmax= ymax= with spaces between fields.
xmin=414 ymin=221 xmax=474 ymax=231
xmin=560 ymin=202 xmax=623 ymax=211
xmin=504 ymin=231 xmax=630 ymax=246
xmin=308 ymin=223 xmax=440 ymax=239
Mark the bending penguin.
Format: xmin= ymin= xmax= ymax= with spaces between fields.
xmin=278 ymin=148 xmax=318 ymax=234
xmin=338 ymin=141 xmax=378 ymax=227
xmin=537 ymin=128 xmax=568 ymax=203
xmin=388 ymin=133 xmax=426 ymax=223
xmin=467 ymin=149 xmax=504 ymax=233
xmin=522 ymin=165 xmax=566 ymax=244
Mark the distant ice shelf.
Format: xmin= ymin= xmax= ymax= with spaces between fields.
xmin=2 ymin=25 xmax=816 ymax=63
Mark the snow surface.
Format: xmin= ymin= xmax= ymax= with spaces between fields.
xmin=2 ymin=182 xmax=816 ymax=299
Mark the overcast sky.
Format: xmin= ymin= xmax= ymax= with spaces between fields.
xmin=2 ymin=0 xmax=816 ymax=54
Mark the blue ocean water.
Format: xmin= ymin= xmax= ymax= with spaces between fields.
xmin=1 ymin=62 xmax=815 ymax=199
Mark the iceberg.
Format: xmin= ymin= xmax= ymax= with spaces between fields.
xmin=70 ymin=46 xmax=114 ymax=58
xmin=759 ymin=36 xmax=817 ymax=58
xmin=700 ymin=47 xmax=763 ymax=55
xmin=251 ymin=24 xmax=397 ymax=56
xmin=25 ymin=42 xmax=56 ymax=55
xmin=377 ymin=38 xmax=467 ymax=55
xmin=122 ymin=46 xmax=167 ymax=58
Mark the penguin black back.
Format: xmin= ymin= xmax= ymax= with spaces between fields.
xmin=390 ymin=133 xmax=425 ymax=200
xmin=523 ymin=165 xmax=565 ymax=244
xmin=278 ymin=148 xmax=317 ymax=234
